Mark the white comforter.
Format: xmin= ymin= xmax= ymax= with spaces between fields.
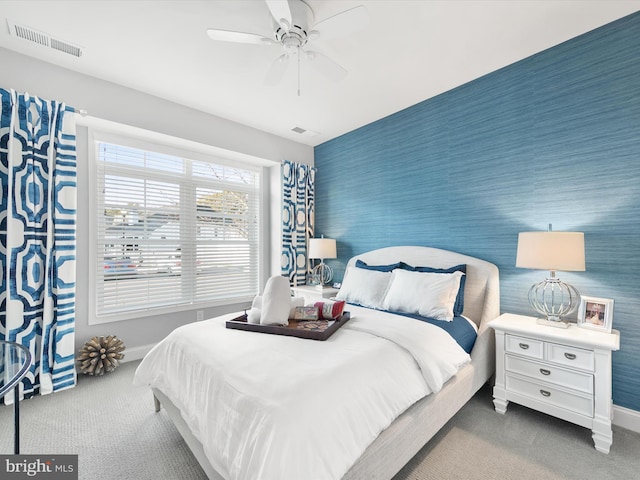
xmin=133 ymin=305 xmax=470 ymax=480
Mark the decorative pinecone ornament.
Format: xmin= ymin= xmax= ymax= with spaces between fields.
xmin=78 ymin=336 xmax=125 ymax=376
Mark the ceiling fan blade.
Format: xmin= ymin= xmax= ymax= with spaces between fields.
xmin=207 ymin=28 xmax=274 ymax=45
xmin=312 ymin=5 xmax=369 ymax=41
xmin=264 ymin=54 xmax=290 ymax=85
xmin=306 ymin=51 xmax=347 ymax=82
xmin=265 ymin=0 xmax=292 ymax=31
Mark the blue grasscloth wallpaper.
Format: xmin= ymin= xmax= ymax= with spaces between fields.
xmin=314 ymin=12 xmax=640 ymax=411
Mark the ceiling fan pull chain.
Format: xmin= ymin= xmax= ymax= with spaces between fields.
xmin=297 ymin=46 xmax=301 ymax=97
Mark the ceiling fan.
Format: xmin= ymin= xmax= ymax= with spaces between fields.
xmin=206 ymin=0 xmax=368 ymax=94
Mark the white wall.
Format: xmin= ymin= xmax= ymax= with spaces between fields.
xmin=0 ymin=47 xmax=314 ymax=357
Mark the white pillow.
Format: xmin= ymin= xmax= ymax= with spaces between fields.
xmin=335 ymin=267 xmax=392 ymax=309
xmin=382 ymin=269 xmax=464 ymax=321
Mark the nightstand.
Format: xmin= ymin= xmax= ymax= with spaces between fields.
xmin=291 ymin=285 xmax=339 ymax=305
xmin=488 ymin=313 xmax=620 ymax=453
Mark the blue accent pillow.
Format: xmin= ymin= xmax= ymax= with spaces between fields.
xmin=355 ymin=259 xmax=403 ymax=272
xmin=401 ymin=263 xmax=466 ymax=316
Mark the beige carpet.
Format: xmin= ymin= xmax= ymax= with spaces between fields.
xmin=0 ymin=361 xmax=207 ymax=479
xmin=1 ymin=361 xmax=638 ymax=480
xmin=394 ymin=385 xmax=640 ymax=480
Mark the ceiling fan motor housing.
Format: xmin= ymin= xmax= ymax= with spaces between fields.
xmin=277 ymin=27 xmax=307 ymax=51
xmin=274 ymin=0 xmax=314 ymax=52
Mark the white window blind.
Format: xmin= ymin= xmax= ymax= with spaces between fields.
xmin=94 ymin=142 xmax=260 ymax=319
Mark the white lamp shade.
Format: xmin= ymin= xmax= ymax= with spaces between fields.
xmin=516 ymin=231 xmax=585 ymax=272
xmin=308 ymin=238 xmax=337 ymax=260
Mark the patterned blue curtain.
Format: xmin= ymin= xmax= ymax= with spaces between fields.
xmin=281 ymin=160 xmax=316 ymax=286
xmin=0 ymin=88 xmax=77 ymax=399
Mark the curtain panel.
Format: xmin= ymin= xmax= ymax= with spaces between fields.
xmin=281 ymin=160 xmax=316 ymax=286
xmin=0 ymin=88 xmax=77 ymax=399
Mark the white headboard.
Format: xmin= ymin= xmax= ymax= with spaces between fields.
xmin=347 ymin=246 xmax=500 ymax=330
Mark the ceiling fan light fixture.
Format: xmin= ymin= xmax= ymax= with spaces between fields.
xmin=283 ymin=36 xmax=302 ymax=52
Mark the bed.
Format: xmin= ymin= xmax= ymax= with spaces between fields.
xmin=134 ymin=246 xmax=500 ymax=480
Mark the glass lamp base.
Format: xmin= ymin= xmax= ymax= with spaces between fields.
xmin=536 ymin=318 xmax=570 ymax=329
xmin=528 ymin=276 xmax=579 ymax=329
xmin=312 ymin=262 xmax=333 ymax=286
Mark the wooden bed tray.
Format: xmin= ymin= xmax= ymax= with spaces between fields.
xmin=226 ymin=312 xmax=350 ymax=340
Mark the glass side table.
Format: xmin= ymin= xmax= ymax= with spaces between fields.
xmin=0 ymin=340 xmax=32 ymax=454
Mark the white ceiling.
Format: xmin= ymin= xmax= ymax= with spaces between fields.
xmin=1 ymin=1 xmax=638 ymax=147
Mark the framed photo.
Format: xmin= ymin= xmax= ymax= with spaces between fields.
xmin=577 ymin=296 xmax=614 ymax=332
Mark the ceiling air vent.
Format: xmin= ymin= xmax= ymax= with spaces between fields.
xmin=6 ymin=19 xmax=83 ymax=57
xmin=291 ymin=126 xmax=319 ymax=137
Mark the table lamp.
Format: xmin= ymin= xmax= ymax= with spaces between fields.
xmin=516 ymin=225 xmax=585 ymax=328
xmin=308 ymin=237 xmax=337 ymax=287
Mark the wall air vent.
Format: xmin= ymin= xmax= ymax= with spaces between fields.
xmin=50 ymin=38 xmax=83 ymax=57
xmin=6 ymin=19 xmax=83 ymax=57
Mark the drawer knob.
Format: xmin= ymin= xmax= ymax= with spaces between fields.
xmin=518 ymin=343 xmax=530 ymax=350
xmin=564 ymin=352 xmax=577 ymax=360
xmin=540 ymin=368 xmax=551 ymax=376
xmin=540 ymin=389 xmax=551 ymax=397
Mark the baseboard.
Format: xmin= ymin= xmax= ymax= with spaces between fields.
xmin=613 ymin=404 xmax=640 ymax=434
xmin=121 ymin=343 xmax=156 ymax=363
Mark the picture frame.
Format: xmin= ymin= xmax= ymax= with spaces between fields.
xmin=577 ymin=296 xmax=614 ymax=332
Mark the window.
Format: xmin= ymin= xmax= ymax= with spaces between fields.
xmin=91 ymin=137 xmax=261 ymax=323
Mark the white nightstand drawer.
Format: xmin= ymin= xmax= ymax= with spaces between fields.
xmin=506 ymin=374 xmax=594 ymax=417
xmin=505 ymin=355 xmax=593 ymax=394
xmin=506 ymin=334 xmax=543 ymax=359
xmin=547 ymin=343 xmax=595 ymax=372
